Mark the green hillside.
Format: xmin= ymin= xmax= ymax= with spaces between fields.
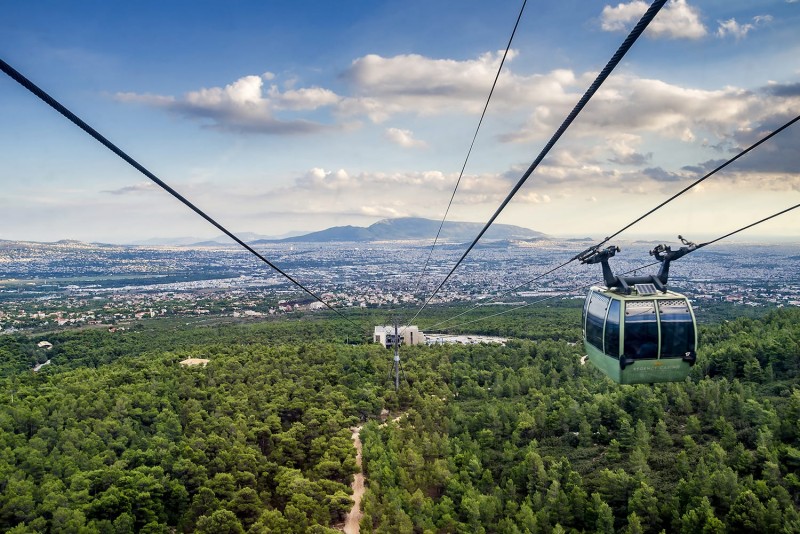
xmin=0 ymin=307 xmax=798 ymax=533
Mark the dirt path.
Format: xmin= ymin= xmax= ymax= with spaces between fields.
xmin=343 ymin=426 xmax=364 ymax=534
xmin=342 ymin=412 xmax=407 ymax=534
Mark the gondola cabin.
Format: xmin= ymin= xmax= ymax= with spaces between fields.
xmin=582 ymin=285 xmax=697 ymax=384
xmin=578 ymin=239 xmax=701 ymax=384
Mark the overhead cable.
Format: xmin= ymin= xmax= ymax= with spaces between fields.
xmin=405 ymin=0 xmax=668 ymax=327
xmin=440 ymin=262 xmax=659 ymax=331
xmin=596 ymin=113 xmax=800 ymax=248
xmin=426 ymin=112 xmax=800 ymax=330
xmin=440 ymin=200 xmax=800 ymax=331
xmin=699 ymin=202 xmax=800 ymax=247
xmin=425 ymin=254 xmax=576 ymax=330
xmin=393 ymin=0 xmax=528 ymax=333
xmin=0 ymin=58 xmax=361 ymax=329
xmin=411 ymin=0 xmax=528 ymax=296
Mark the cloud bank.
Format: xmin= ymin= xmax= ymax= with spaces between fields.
xmin=117 ymin=49 xmax=797 ymax=154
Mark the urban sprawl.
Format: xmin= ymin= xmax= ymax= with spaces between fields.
xmin=1 ymin=239 xmax=799 ymax=334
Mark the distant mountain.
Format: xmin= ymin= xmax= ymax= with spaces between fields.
xmin=131 ymin=231 xmax=304 ymax=247
xmin=131 ymin=236 xmax=213 ymax=246
xmin=253 ymin=217 xmax=548 ymax=243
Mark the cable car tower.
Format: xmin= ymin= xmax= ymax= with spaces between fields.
xmin=578 ymin=237 xmax=701 ymax=384
xmin=388 ymin=318 xmax=406 ymax=390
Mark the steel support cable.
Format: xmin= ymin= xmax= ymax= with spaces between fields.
xmin=443 ymin=201 xmax=800 ymax=331
xmin=596 ymin=113 xmax=800 ymax=248
xmin=699 ymin=202 xmax=800 ymax=247
xmin=425 ymin=254 xmax=576 ymax=330
xmin=442 ymin=262 xmax=661 ymax=330
xmin=410 ymin=0 xmax=528 ymax=298
xmin=390 ymin=0 xmax=528 ymax=334
xmin=0 ymin=58 xmax=363 ymax=331
xmin=404 ymin=0 xmax=668 ymax=329
xmin=425 ymin=112 xmax=800 ymax=330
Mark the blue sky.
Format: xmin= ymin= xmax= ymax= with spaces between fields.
xmin=1 ymin=0 xmax=799 ymax=243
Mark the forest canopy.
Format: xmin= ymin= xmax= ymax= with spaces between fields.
xmin=0 ymin=306 xmax=798 ymax=532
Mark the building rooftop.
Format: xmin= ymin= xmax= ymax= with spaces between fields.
xmin=179 ymin=358 xmax=210 ymax=367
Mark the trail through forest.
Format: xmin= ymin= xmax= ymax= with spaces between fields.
xmin=344 ymin=412 xmax=407 ymax=534
xmin=343 ymin=426 xmax=364 ymax=534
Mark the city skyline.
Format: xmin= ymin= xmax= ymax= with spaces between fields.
xmin=2 ymin=1 xmax=800 ymax=244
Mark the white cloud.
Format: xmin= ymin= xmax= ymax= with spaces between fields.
xmin=116 ymin=73 xmax=339 ymax=134
xmin=296 ymin=167 xmax=353 ymax=190
xmin=339 ymin=51 xmax=546 ymax=121
xmin=600 ymin=1 xmax=649 ymax=32
xmin=384 ymin=127 xmax=427 ymax=148
xmin=716 ymin=15 xmax=773 ymax=40
xmin=600 ymin=0 xmax=707 ymax=40
xmin=345 ymin=50 xmax=516 ymax=96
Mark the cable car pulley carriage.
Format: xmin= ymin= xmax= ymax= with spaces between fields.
xmin=578 ymin=237 xmax=700 ymax=384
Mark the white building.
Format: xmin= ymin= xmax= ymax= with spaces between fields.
xmin=373 ymin=325 xmax=424 ymax=348
xmin=425 ymin=333 xmax=506 ymax=346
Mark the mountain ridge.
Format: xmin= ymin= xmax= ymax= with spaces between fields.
xmin=252 ymin=217 xmax=548 ymax=243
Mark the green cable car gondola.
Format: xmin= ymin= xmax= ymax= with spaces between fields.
xmin=579 ymin=238 xmax=699 ymax=384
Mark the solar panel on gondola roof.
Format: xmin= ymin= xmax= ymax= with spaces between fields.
xmin=634 ymin=283 xmax=657 ymax=295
